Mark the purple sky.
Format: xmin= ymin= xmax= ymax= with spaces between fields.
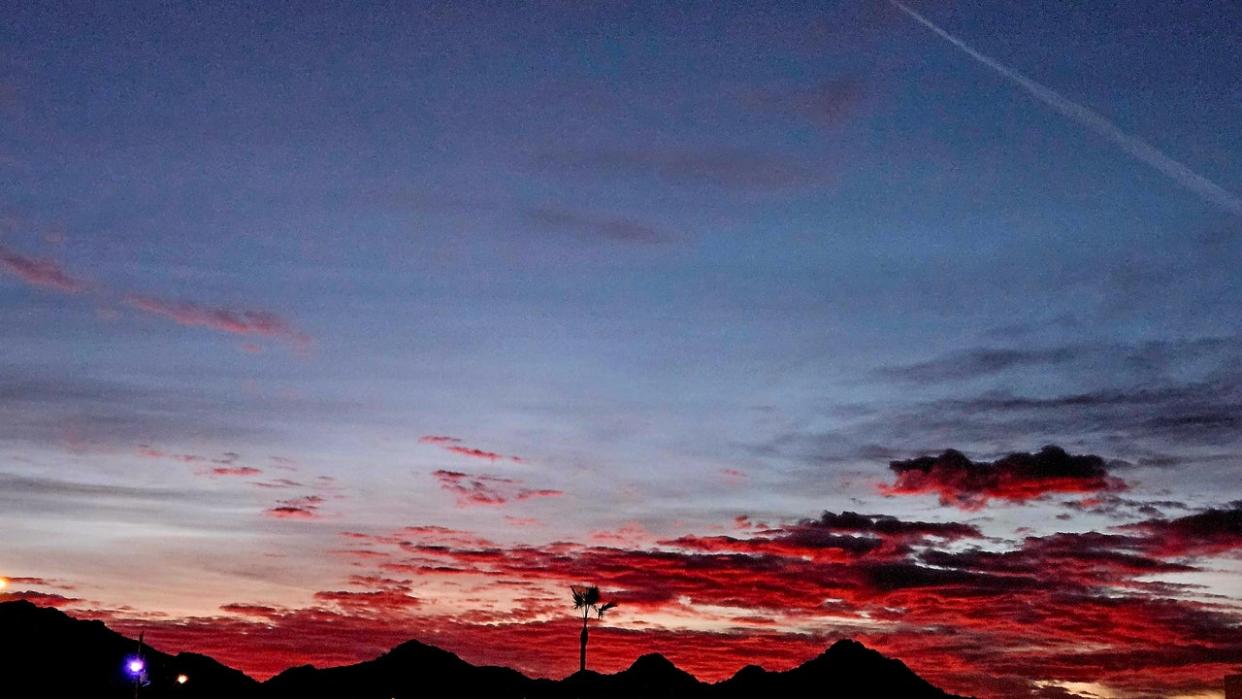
xmin=2 ymin=3 xmax=1241 ymax=697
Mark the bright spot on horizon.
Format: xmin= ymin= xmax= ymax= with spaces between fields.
xmin=0 ymin=577 xmax=8 ymax=591
xmin=176 ymin=674 xmax=188 ymax=684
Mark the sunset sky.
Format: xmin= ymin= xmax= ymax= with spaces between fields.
xmin=2 ymin=2 xmax=1241 ymax=697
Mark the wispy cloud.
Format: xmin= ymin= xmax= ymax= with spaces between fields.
xmin=538 ymin=148 xmax=823 ymax=190
xmin=877 ymin=347 xmax=1079 ymax=384
xmin=419 ymin=435 xmax=523 ymax=463
xmin=0 ymin=243 xmax=88 ymax=292
xmin=125 ymin=295 xmax=311 ymax=348
xmin=890 ymin=0 xmax=1242 ymax=216
xmin=208 ymin=466 xmax=263 ymax=477
xmin=431 ymin=469 xmax=562 ymax=507
xmin=1 ymin=240 xmax=310 ymax=351
xmin=745 ymin=77 xmax=865 ymax=128
xmin=523 ymin=207 xmax=672 ymax=244
xmin=265 ymin=495 xmax=325 ymax=520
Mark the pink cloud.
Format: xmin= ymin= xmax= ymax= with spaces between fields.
xmin=419 ymin=435 xmax=524 ymax=463
xmin=264 ymin=495 xmax=326 ymax=520
xmin=504 ymin=516 xmax=545 ymax=528
xmin=209 ymin=466 xmax=263 ymax=477
xmin=432 ymin=469 xmax=563 ymax=507
xmin=0 ymin=245 xmax=308 ymax=354
xmin=418 ymin=436 xmax=462 ymax=446
xmin=0 ymin=244 xmax=87 ymax=292
xmin=125 ymin=294 xmax=311 ymax=347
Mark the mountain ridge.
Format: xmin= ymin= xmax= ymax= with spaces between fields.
xmin=0 ymin=600 xmax=974 ymax=698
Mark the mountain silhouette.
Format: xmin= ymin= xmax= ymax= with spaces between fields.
xmin=0 ymin=600 xmax=972 ymax=698
xmin=0 ymin=600 xmax=260 ymax=698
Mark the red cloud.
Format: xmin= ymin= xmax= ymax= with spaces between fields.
xmin=266 ymin=506 xmax=318 ymax=519
xmin=0 ymin=590 xmax=82 ymax=607
xmin=884 ymin=445 xmax=1126 ymax=509
xmin=312 ymin=589 xmax=420 ymax=613
xmin=125 ymin=294 xmax=310 ymax=346
xmin=419 ymin=435 xmax=524 ymax=463
xmin=0 ymin=244 xmax=87 ymax=292
xmin=504 ymin=516 xmax=545 ymax=528
xmin=432 ymin=469 xmax=562 ymax=507
xmin=210 ymin=467 xmax=262 ymax=477
xmin=28 ymin=499 xmax=1242 ymax=699
xmin=662 ymin=511 xmax=980 ymax=563
xmin=419 ymin=436 xmax=461 ymax=445
xmin=1125 ymin=501 xmax=1242 ymax=557
xmin=264 ymin=495 xmax=325 ymax=520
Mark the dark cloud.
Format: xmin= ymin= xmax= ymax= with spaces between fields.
xmin=1125 ymin=501 xmax=1242 ymax=557
xmin=536 ymin=148 xmax=823 ymax=190
xmin=0 ymin=472 xmax=216 ymax=503
xmin=523 ymin=207 xmax=672 ymax=244
xmin=756 ymin=336 xmax=1242 ymax=476
xmin=664 ymin=511 xmax=981 ymax=561
xmin=1060 ymin=494 xmax=1192 ymax=519
xmin=0 ymin=364 xmax=354 ymax=451
xmin=0 ymin=472 xmax=246 ymax=529
xmin=807 ymin=511 xmax=981 ymax=539
xmin=749 ymin=375 xmax=1242 ymax=491
xmin=885 ymin=446 xmax=1126 ymax=509
xmin=877 ymin=347 xmax=1079 ymax=384
xmin=752 ymin=77 xmax=865 ymax=128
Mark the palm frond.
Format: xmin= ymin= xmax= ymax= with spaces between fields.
xmin=571 ymin=586 xmax=589 ymax=609
xmin=582 ymin=586 xmax=601 ymax=606
xmin=597 ymin=601 xmax=617 ymax=618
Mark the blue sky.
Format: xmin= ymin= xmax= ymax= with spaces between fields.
xmin=2 ymin=3 xmax=1242 ymax=696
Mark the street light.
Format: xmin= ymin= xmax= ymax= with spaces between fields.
xmin=176 ymin=674 xmax=189 ymax=685
xmin=127 ymin=632 xmax=149 ymax=699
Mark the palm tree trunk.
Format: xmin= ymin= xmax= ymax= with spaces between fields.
xmin=579 ymin=620 xmax=589 ymax=672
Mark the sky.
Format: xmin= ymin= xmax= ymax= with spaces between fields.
xmin=1 ymin=1 xmax=1241 ymax=697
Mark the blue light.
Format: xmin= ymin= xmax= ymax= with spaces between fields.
xmin=127 ymin=658 xmax=145 ymax=675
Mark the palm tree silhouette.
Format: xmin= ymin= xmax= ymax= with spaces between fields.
xmin=571 ymin=585 xmax=616 ymax=673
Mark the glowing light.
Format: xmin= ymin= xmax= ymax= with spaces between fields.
xmin=126 ymin=658 xmax=145 ymax=674
xmin=0 ymin=577 xmax=8 ymax=590
xmin=176 ymin=674 xmax=188 ymax=685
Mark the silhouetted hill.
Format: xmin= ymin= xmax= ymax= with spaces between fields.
xmin=716 ymin=639 xmax=961 ymax=698
xmin=0 ymin=601 xmax=972 ymax=698
xmin=0 ymin=600 xmax=260 ymax=698
xmin=264 ymin=638 xmax=533 ymax=698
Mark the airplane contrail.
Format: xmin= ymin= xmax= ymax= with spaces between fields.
xmin=889 ymin=0 xmax=1242 ymax=217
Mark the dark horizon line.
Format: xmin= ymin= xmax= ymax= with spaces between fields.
xmin=2 ymin=598 xmax=900 ymax=683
